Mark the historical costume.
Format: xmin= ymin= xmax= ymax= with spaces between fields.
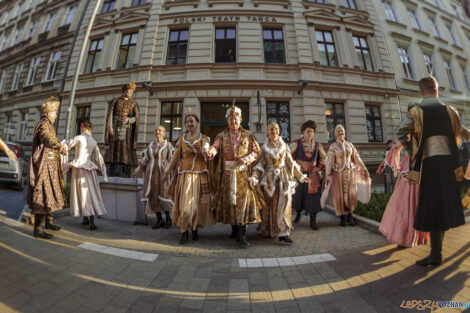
xmin=62 ymin=121 xmax=107 ymax=230
xmin=378 ymin=140 xmax=428 ymax=247
xmin=0 ymin=137 xmax=17 ymax=160
xmin=396 ymin=75 xmax=469 ymax=266
xmin=104 ymin=82 xmax=140 ymax=177
xmin=165 ymin=115 xmax=215 ymax=244
xmin=134 ymin=126 xmax=174 ymax=229
xmin=27 ymin=97 xmax=67 ymax=239
xmin=251 ymin=123 xmax=307 ymax=243
xmin=207 ymin=104 xmax=265 ymax=247
xmin=290 ymin=120 xmax=326 ymax=230
xmin=324 ymin=124 xmax=370 ymax=227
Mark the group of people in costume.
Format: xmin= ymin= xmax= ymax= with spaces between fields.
xmin=26 ymin=75 xmax=468 ymax=265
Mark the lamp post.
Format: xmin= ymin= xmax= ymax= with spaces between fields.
xmin=64 ymin=0 xmax=104 ymax=139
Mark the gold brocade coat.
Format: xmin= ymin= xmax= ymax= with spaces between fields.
xmin=27 ymin=116 xmax=65 ymax=214
xmin=211 ymin=128 xmax=265 ymax=226
xmin=166 ymin=134 xmax=215 ymax=231
xmin=252 ymin=139 xmax=305 ymax=238
xmin=325 ymin=140 xmax=367 ymax=216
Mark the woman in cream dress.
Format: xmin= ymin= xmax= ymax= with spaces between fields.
xmin=63 ymin=120 xmax=107 ymax=230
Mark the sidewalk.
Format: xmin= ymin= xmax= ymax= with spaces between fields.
xmin=0 ymin=211 xmax=469 ymax=313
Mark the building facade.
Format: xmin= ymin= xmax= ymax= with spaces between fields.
xmin=373 ymin=0 xmax=470 ymax=121
xmin=0 ymin=0 xmax=86 ymax=152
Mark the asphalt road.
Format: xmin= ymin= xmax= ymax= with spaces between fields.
xmin=0 ymin=184 xmax=27 ymax=221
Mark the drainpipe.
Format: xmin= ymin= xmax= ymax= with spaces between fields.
xmin=64 ymin=0 xmax=103 ymax=139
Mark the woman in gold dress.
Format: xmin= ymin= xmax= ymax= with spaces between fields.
xmin=165 ymin=114 xmax=215 ymax=244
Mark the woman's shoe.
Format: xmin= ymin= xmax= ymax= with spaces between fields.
xmin=340 ymin=215 xmax=346 ymax=227
xmin=192 ymin=228 xmax=199 ymax=241
xmin=347 ymin=213 xmax=355 ymax=226
xmin=279 ymin=236 xmax=293 ymax=243
xmin=82 ymin=217 xmax=90 ymax=226
xmin=180 ymin=231 xmax=189 ymax=244
xmin=294 ymin=211 xmax=301 ymax=224
xmin=89 ymin=217 xmax=97 ymax=231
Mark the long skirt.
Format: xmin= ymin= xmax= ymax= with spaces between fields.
xmin=28 ymin=159 xmax=65 ymax=214
xmin=379 ymin=155 xmax=428 ymax=247
xmin=172 ymin=172 xmax=215 ymax=232
xmin=292 ymin=177 xmax=322 ymax=214
xmin=70 ymin=167 xmax=107 ymax=217
xmin=259 ymin=188 xmax=293 ymax=238
xmin=414 ymin=156 xmax=465 ymax=232
xmin=331 ymin=168 xmax=358 ymax=216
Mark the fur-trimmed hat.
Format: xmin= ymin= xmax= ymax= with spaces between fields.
xmin=41 ymin=96 xmax=60 ymax=113
xmin=121 ymin=81 xmax=136 ymax=92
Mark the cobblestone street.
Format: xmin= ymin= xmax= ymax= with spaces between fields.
xmin=0 ymin=212 xmax=469 ymax=313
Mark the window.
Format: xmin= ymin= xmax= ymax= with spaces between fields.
xmin=462 ymin=66 xmax=470 ymax=92
xmin=26 ymin=0 xmax=35 ymax=10
xmin=451 ymin=4 xmax=463 ymax=19
xmin=1 ymin=11 xmax=9 ymax=25
xmin=131 ymin=0 xmax=146 ymax=6
xmin=1 ymin=35 xmax=9 ymax=51
xmin=307 ymin=0 xmax=324 ymax=2
xmin=62 ymin=6 xmax=77 ymax=26
xmin=315 ymin=30 xmax=337 ymax=67
xmin=13 ymin=27 xmax=23 ymax=45
xmin=325 ymin=103 xmax=345 ymax=142
xmin=428 ymin=17 xmax=441 ymax=38
xmin=45 ymin=51 xmax=62 ymax=81
xmin=3 ymin=114 xmax=13 ymax=141
xmin=423 ymin=54 xmax=433 ymax=75
xmin=365 ymin=105 xmax=383 ymax=142
xmin=343 ymin=0 xmax=356 ymax=9
xmin=215 ymin=27 xmax=236 ymax=63
xmin=28 ymin=21 xmax=38 ymax=39
xmin=353 ymin=36 xmax=373 ymax=71
xmin=431 ymin=0 xmax=441 ymax=9
xmin=84 ymin=38 xmax=103 ymax=73
xmin=398 ymin=47 xmax=414 ymax=80
xmin=444 ymin=60 xmax=456 ymax=90
xmin=117 ymin=33 xmax=138 ymax=69
xmin=101 ymin=0 xmax=116 ymax=13
xmin=18 ymin=111 xmax=28 ymax=141
xmin=266 ymin=101 xmax=290 ymax=142
xmin=382 ymin=2 xmax=397 ymax=22
xmin=407 ymin=10 xmax=422 ymax=30
xmin=75 ymin=106 xmax=91 ymax=135
xmin=166 ymin=29 xmax=188 ymax=65
xmin=43 ymin=13 xmax=56 ymax=32
xmin=0 ymin=70 xmax=6 ymax=93
xmin=263 ymin=28 xmax=286 ymax=64
xmin=447 ymin=25 xmax=459 ymax=46
xmin=12 ymin=5 xmax=19 ymax=18
xmin=11 ymin=64 xmax=24 ymax=91
xmin=26 ymin=57 xmax=41 ymax=86
xmin=161 ymin=101 xmax=183 ymax=143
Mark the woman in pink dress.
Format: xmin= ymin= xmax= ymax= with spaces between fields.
xmin=377 ymin=141 xmax=428 ymax=247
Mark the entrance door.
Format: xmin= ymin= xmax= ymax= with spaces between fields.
xmin=201 ymin=102 xmax=249 ymax=142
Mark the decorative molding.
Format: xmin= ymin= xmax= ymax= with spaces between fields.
xmin=208 ymin=0 xmax=244 ymax=7
xmin=163 ymin=0 xmax=199 ymax=10
xmin=252 ymin=0 xmax=290 ymax=8
xmin=338 ymin=6 xmax=369 ymax=18
xmin=390 ymin=31 xmax=412 ymax=43
xmin=302 ymin=1 xmax=335 ymax=11
xmin=304 ymin=9 xmax=341 ymax=24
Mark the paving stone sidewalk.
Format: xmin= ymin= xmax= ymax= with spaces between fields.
xmin=0 ymin=212 xmax=469 ymax=313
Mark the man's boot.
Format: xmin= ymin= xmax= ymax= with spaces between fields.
xmin=192 ymin=227 xmax=199 ymax=241
xmin=236 ymin=225 xmax=250 ymax=247
xmin=310 ymin=213 xmax=319 ymax=230
xmin=180 ymin=231 xmax=189 ymax=244
xmin=294 ymin=211 xmax=301 ymax=224
xmin=416 ymin=231 xmax=444 ymax=267
xmin=229 ymin=225 xmax=238 ymax=239
xmin=164 ymin=212 xmax=172 ymax=229
xmin=33 ymin=214 xmax=53 ymax=239
xmin=340 ymin=215 xmax=346 ymax=227
xmin=45 ymin=213 xmax=61 ymax=231
xmin=89 ymin=216 xmax=97 ymax=231
xmin=152 ymin=212 xmax=164 ymax=229
xmin=347 ymin=212 xmax=355 ymax=226
xmin=279 ymin=236 xmax=293 ymax=243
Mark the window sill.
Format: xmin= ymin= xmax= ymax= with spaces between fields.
xmin=208 ymin=0 xmax=244 ymax=7
xmin=403 ymin=78 xmax=418 ymax=85
xmin=121 ymin=3 xmax=152 ymax=12
xmin=253 ymin=0 xmax=289 ymax=8
xmin=41 ymin=80 xmax=54 ymax=87
xmin=302 ymin=1 xmax=335 ymax=11
xmin=386 ymin=20 xmax=407 ymax=29
xmin=338 ymin=5 xmax=369 ymax=18
xmin=412 ymin=28 xmax=429 ymax=36
xmin=57 ymin=24 xmax=70 ymax=36
xmin=450 ymin=88 xmax=463 ymax=94
xmin=8 ymin=90 xmax=18 ymax=96
xmin=451 ymin=44 xmax=463 ymax=51
xmin=434 ymin=36 xmax=448 ymax=45
xmin=22 ymin=85 xmax=34 ymax=92
xmin=163 ymin=0 xmax=199 ymax=10
xmin=38 ymin=31 xmax=49 ymax=42
xmin=97 ymin=9 xmax=117 ymax=18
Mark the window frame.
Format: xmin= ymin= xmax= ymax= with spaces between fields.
xmin=428 ymin=16 xmax=441 ymax=38
xmin=26 ymin=57 xmax=41 ymax=86
xmin=262 ymin=28 xmax=286 ymax=64
xmin=11 ymin=63 xmax=24 ymax=91
xmin=101 ymin=0 xmax=116 ymax=13
xmin=62 ymin=5 xmax=78 ymax=26
xmin=407 ymin=9 xmax=422 ymax=31
xmin=166 ymin=29 xmax=189 ymax=65
xmin=444 ymin=60 xmax=457 ymax=90
xmin=116 ymin=32 xmax=138 ymax=69
xmin=397 ymin=47 xmax=415 ymax=80
xmin=0 ymin=70 xmax=7 ymax=93
xmin=382 ymin=1 xmax=397 ymax=22
xmin=315 ymin=30 xmax=338 ymax=67
xmin=325 ymin=102 xmax=346 ymax=143
xmin=266 ymin=101 xmax=291 ymax=142
xmin=343 ymin=0 xmax=357 ymax=9
xmin=161 ymin=101 xmax=183 ymax=143
xmin=131 ymin=0 xmax=147 ymax=6
xmin=43 ymin=13 xmax=56 ymax=33
xmin=365 ymin=104 xmax=383 ymax=143
xmin=353 ymin=35 xmax=374 ymax=71
xmin=45 ymin=51 xmax=62 ymax=81
xmin=18 ymin=111 xmax=29 ymax=141
xmin=215 ymin=27 xmax=237 ymax=63
xmin=84 ymin=38 xmax=104 ymax=73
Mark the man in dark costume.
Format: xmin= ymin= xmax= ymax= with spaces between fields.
xmin=105 ymin=82 xmax=140 ymax=177
xmin=27 ymin=97 xmax=67 ymax=239
xmin=396 ymin=75 xmax=469 ymax=266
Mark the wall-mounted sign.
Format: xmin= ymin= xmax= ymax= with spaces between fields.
xmin=172 ymin=16 xmax=277 ymax=24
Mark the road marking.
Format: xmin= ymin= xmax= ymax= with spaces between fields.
xmin=239 ymin=253 xmax=336 ymax=268
xmin=78 ymin=242 xmax=158 ymax=262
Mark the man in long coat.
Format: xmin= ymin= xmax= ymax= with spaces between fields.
xmin=105 ymin=82 xmax=140 ymax=177
xmin=396 ymin=75 xmax=469 ymax=266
